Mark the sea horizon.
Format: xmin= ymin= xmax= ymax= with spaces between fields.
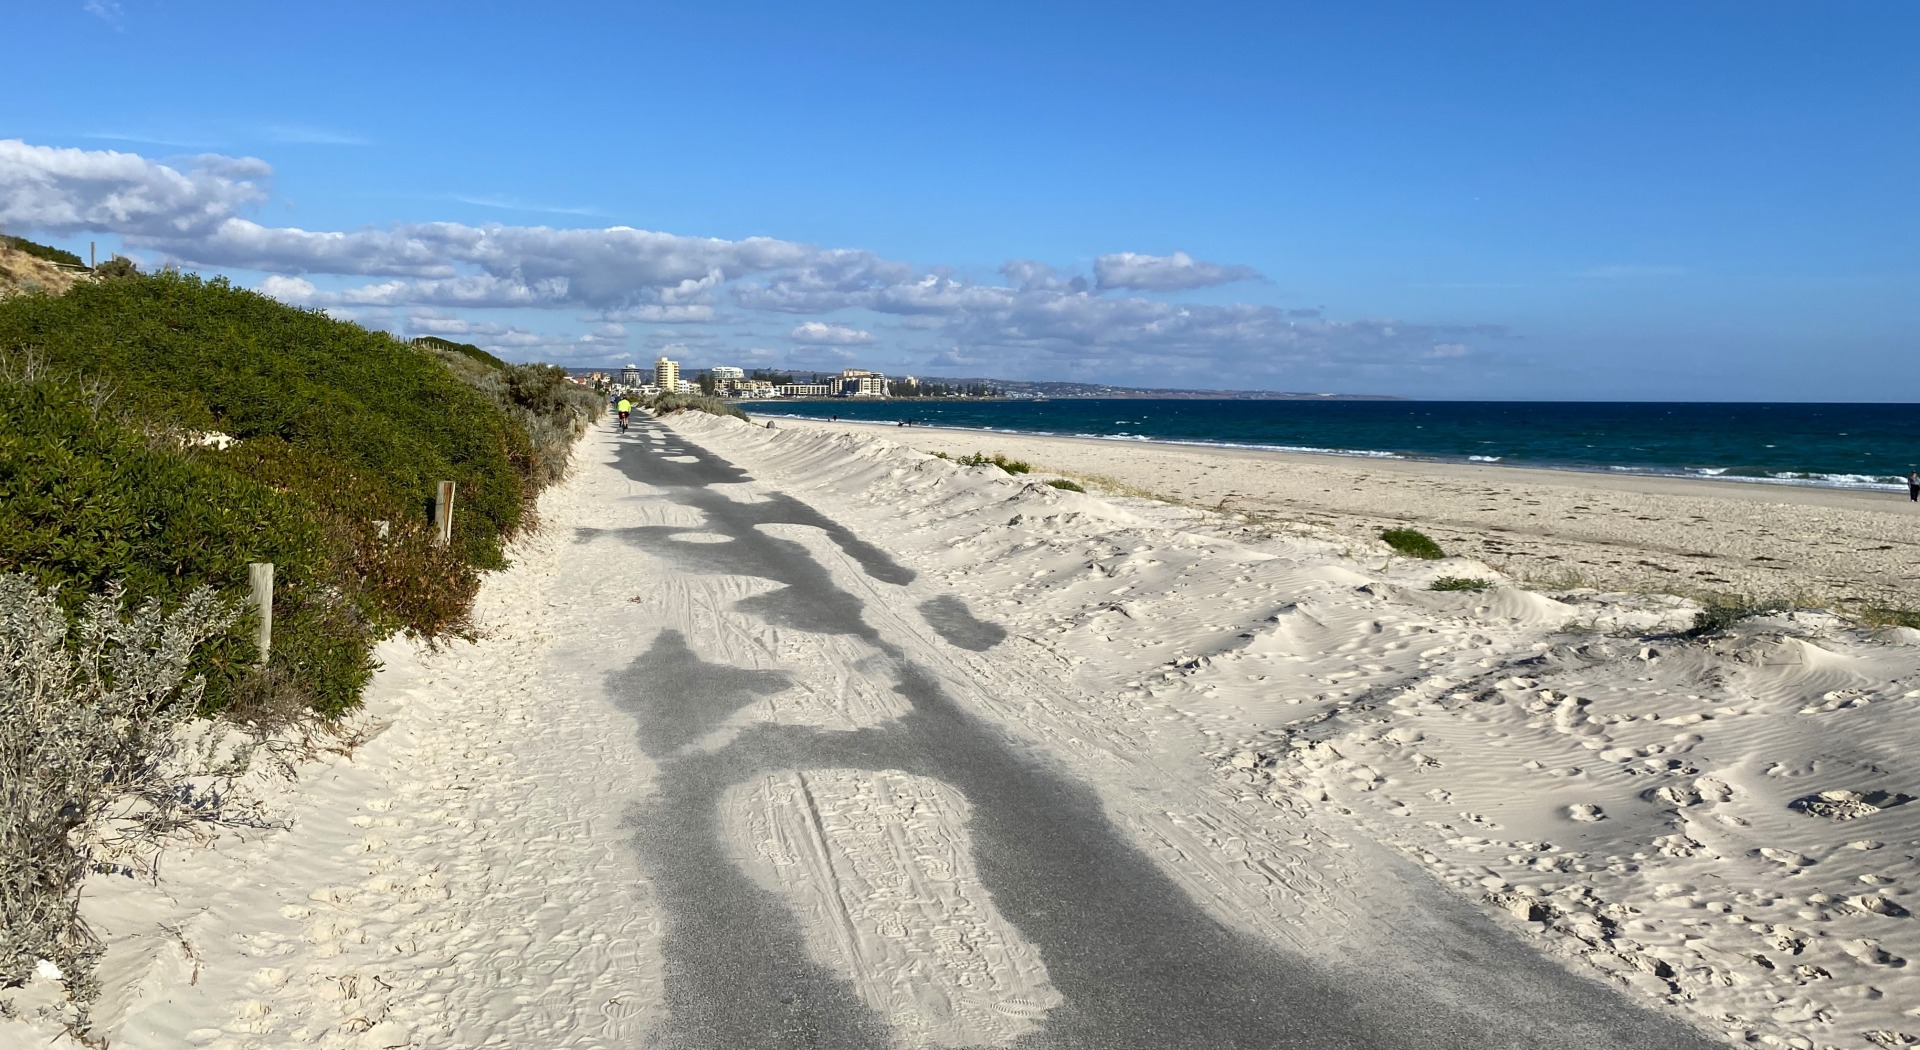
xmin=751 ymin=398 xmax=1920 ymax=492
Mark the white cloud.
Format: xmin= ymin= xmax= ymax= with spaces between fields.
xmin=256 ymin=274 xmax=316 ymax=304
xmin=790 ymin=321 xmax=874 ymax=345
xmin=732 ymin=250 xmax=916 ymax=313
xmin=84 ymin=1 xmax=123 ymax=28
xmin=1001 ymin=258 xmax=1087 ymax=293
xmin=3 ymin=140 xmax=1509 ymax=389
xmin=608 ymin=304 xmax=719 ymax=323
xmin=1093 ymin=251 xmax=1261 ymax=292
xmin=0 ymin=139 xmax=268 ymax=238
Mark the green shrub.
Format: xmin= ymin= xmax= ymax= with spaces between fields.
xmin=958 ymin=452 xmax=1031 ymax=474
xmin=1862 ymin=606 xmax=1920 ymax=630
xmin=0 ymin=235 xmax=85 ymax=268
xmin=1381 ymin=527 xmax=1445 ymax=560
xmin=649 ymin=392 xmax=750 ymax=421
xmin=1686 ymin=598 xmax=1779 ymax=638
xmin=92 ymin=255 xmax=138 ymax=278
xmin=1430 ymin=576 xmax=1492 ymax=591
xmin=0 ymin=373 xmax=372 ymax=714
xmin=0 ymin=272 xmax=599 ymax=716
xmin=1045 ymin=478 xmax=1085 ymax=492
xmin=0 ymin=272 xmax=528 ymax=570
xmin=412 ymin=334 xmax=509 ymax=370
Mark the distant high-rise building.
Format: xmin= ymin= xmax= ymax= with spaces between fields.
xmin=836 ymin=368 xmax=886 ymax=398
xmin=620 ymin=363 xmax=641 ymax=385
xmin=711 ymin=366 xmax=745 ymax=381
xmin=655 ymin=356 xmax=680 ymax=391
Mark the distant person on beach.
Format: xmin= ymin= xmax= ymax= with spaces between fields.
xmin=1909 ymin=470 xmax=1918 ymax=502
xmin=616 ymin=397 xmax=631 ymax=428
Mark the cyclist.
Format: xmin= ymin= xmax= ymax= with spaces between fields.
xmin=616 ymin=396 xmax=632 ymax=432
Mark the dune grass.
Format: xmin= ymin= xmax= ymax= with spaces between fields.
xmin=1381 ymin=527 xmax=1446 ymax=560
xmin=650 ymin=392 xmax=751 ymax=421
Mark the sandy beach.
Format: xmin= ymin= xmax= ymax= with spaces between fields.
xmin=764 ymin=417 xmax=1920 ymax=610
xmin=8 ymin=414 xmax=1917 ymax=1049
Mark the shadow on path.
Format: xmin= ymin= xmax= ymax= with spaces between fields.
xmin=600 ymin=419 xmax=1724 ymax=1050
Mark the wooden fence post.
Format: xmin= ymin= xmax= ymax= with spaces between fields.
xmin=432 ymin=480 xmax=456 ymax=547
xmin=247 ymin=562 xmax=273 ymax=665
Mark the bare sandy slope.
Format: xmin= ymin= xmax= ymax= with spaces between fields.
xmin=765 ymin=418 xmax=1920 ymax=609
xmin=0 ymin=241 xmax=88 ymax=298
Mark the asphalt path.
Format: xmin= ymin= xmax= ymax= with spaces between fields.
xmin=597 ymin=418 xmax=1726 ymax=1050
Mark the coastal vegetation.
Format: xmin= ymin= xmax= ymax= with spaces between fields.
xmin=647 ymin=391 xmax=751 ymax=421
xmin=1045 ymin=478 xmax=1085 ymax=492
xmin=0 ymin=269 xmax=597 ymax=717
xmin=0 ymin=579 xmax=257 ymax=1011
xmin=0 ymin=238 xmax=90 ymax=300
xmin=1380 ymin=527 xmax=1446 ymax=560
xmin=1684 ymin=595 xmax=1787 ymax=638
xmin=0 ymin=235 xmax=85 ymax=268
xmin=0 ymin=267 xmax=599 ymax=1007
xmin=957 ymin=452 xmax=1032 ymax=474
xmin=1430 ymin=576 xmax=1492 ymax=591
xmin=1864 ymin=606 xmax=1920 ymax=631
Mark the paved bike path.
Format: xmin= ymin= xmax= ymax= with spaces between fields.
xmin=600 ymin=418 xmax=1724 ymax=1050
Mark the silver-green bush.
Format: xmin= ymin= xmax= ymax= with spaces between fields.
xmin=0 ymin=575 xmax=258 ymax=1007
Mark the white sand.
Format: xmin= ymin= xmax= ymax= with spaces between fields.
xmin=764 ymin=417 xmax=1920 ymax=608
xmin=8 ymin=416 xmax=1917 ymax=1049
xmin=675 ymin=415 xmax=1920 ymax=1049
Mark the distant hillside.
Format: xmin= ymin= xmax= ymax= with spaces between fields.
xmin=0 ymin=237 xmax=89 ymax=299
xmin=1 ymin=234 xmax=85 ymax=268
xmin=412 ymin=334 xmax=510 ymax=371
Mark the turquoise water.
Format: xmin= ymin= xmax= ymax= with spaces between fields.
xmin=755 ymin=399 xmax=1920 ymax=490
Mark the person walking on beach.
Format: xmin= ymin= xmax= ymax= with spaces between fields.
xmin=1909 ymin=470 xmax=1919 ymax=502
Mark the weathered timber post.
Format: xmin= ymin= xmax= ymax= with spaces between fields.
xmin=431 ymin=480 xmax=456 ymax=547
xmin=247 ymin=562 xmax=274 ymax=665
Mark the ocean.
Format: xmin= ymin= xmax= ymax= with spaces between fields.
xmin=753 ymin=399 xmax=1920 ymax=491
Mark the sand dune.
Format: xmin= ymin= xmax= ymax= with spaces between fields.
xmin=765 ymin=417 xmax=1920 ymax=609
xmin=682 ymin=414 xmax=1920 ymax=1048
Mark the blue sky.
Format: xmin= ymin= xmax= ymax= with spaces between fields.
xmin=2 ymin=1 xmax=1914 ymax=399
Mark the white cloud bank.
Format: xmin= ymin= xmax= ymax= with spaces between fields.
xmin=790 ymin=321 xmax=874 ymax=345
xmin=0 ymin=139 xmax=1502 ymax=386
xmin=1093 ymin=250 xmax=1262 ymax=292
